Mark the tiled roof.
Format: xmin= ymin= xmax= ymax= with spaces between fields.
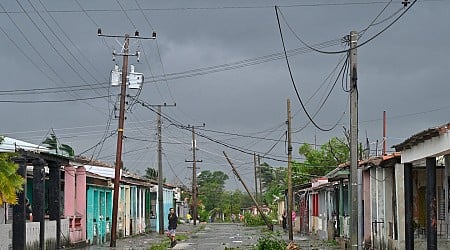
xmin=393 ymin=122 xmax=450 ymax=152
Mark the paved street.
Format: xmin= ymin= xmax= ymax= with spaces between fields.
xmin=173 ymin=223 xmax=260 ymax=249
xmin=78 ymin=222 xmax=339 ymax=250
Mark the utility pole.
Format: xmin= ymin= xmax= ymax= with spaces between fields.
xmin=258 ymin=154 xmax=262 ymax=202
xmin=254 ymin=153 xmax=258 ymax=202
xmin=382 ymin=111 xmax=386 ymax=156
xmin=98 ymin=29 xmax=155 ymax=247
xmin=111 ymin=34 xmax=128 ymax=248
xmin=287 ymin=99 xmax=294 ymax=241
xmin=185 ymin=124 xmax=204 ymax=226
xmin=155 ymin=104 xmax=175 ymax=234
xmin=349 ymin=30 xmax=361 ymax=250
xmin=223 ymin=151 xmax=273 ymax=231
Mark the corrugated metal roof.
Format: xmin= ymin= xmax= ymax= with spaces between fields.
xmin=0 ymin=136 xmax=49 ymax=153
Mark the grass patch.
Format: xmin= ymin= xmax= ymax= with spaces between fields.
xmin=147 ymin=233 xmax=188 ymax=250
xmin=176 ymin=234 xmax=189 ymax=241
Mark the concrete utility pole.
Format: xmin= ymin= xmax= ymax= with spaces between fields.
xmin=223 ymin=151 xmax=273 ymax=231
xmin=258 ymin=154 xmax=262 ymax=202
xmin=287 ymin=99 xmax=294 ymax=241
xmin=185 ymin=124 xmax=204 ymax=226
xmin=382 ymin=111 xmax=387 ymax=156
xmin=348 ymin=30 xmax=361 ymax=250
xmin=155 ymin=104 xmax=175 ymax=234
xmin=254 ymin=153 xmax=258 ymax=201
xmin=98 ymin=29 xmax=156 ymax=247
xmin=157 ymin=106 xmax=163 ymax=234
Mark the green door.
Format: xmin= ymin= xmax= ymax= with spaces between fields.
xmin=105 ymin=191 xmax=112 ymax=241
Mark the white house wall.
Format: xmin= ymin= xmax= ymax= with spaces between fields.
xmin=401 ymin=133 xmax=450 ymax=163
xmin=371 ymin=167 xmax=387 ymax=249
xmin=394 ymin=163 xmax=406 ymax=250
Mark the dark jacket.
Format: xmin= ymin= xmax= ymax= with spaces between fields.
xmin=168 ymin=213 xmax=178 ymax=230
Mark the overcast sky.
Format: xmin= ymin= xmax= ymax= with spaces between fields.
xmin=0 ymin=0 xmax=449 ymax=190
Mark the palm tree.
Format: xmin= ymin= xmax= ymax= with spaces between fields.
xmin=0 ymin=137 xmax=24 ymax=205
xmin=42 ymin=133 xmax=75 ymax=157
xmin=144 ymin=167 xmax=158 ymax=180
xmin=42 ymin=133 xmax=58 ymax=153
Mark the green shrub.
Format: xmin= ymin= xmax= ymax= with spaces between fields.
xmin=256 ymin=232 xmax=287 ymax=250
xmin=244 ymin=213 xmax=266 ymax=226
xmin=244 ymin=212 xmax=276 ymax=227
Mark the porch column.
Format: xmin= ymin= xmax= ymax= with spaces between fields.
xmin=76 ymin=166 xmax=87 ymax=242
xmin=445 ymin=155 xmax=450 ymax=242
xmin=404 ymin=163 xmax=414 ymax=250
xmin=339 ymin=179 xmax=344 ymax=237
xmin=48 ymin=161 xmax=61 ymax=249
xmin=12 ymin=157 xmax=27 ymax=250
xmin=32 ymin=158 xmax=45 ymax=250
xmin=426 ymin=157 xmax=437 ymax=249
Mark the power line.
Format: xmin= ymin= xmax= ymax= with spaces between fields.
xmin=276 ymin=0 xmax=418 ymax=54
xmin=275 ymin=6 xmax=343 ymax=132
xmin=0 ymin=85 xmax=108 ymax=96
xmin=130 ymin=96 xmax=293 ymax=162
xmin=1 ymin=1 xmax=425 ymax=14
xmin=115 ymin=0 xmax=138 ymax=30
xmin=358 ymin=0 xmax=394 ymax=37
xmin=18 ymin=0 xmax=92 ymax=85
xmin=0 ymin=95 xmax=111 ymax=103
xmin=195 ymin=127 xmax=319 ymax=146
xmin=140 ymin=39 xmax=343 ymax=84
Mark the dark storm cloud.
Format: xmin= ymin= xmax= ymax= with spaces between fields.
xmin=0 ymin=0 xmax=449 ymax=188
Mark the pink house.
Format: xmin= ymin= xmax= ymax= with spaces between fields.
xmin=64 ymin=165 xmax=87 ymax=245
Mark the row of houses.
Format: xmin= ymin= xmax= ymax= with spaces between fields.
xmin=290 ymin=122 xmax=450 ymax=249
xmin=0 ymin=137 xmax=186 ymax=249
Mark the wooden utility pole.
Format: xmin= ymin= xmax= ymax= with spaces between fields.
xmin=185 ymin=124 xmax=204 ymax=226
xmin=287 ymin=99 xmax=293 ymax=241
xmin=349 ymin=30 xmax=361 ymax=250
xmin=110 ymin=34 xmax=129 ymax=247
xmin=254 ymin=153 xmax=258 ymax=201
xmin=223 ymin=151 xmax=273 ymax=231
xmin=98 ymin=29 xmax=156 ymax=247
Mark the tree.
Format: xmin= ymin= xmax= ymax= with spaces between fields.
xmin=42 ymin=132 xmax=75 ymax=157
xmin=144 ymin=167 xmax=158 ymax=180
xmin=42 ymin=133 xmax=58 ymax=153
xmin=197 ymin=170 xmax=229 ymax=214
xmin=0 ymin=137 xmax=25 ymax=205
xmin=263 ymin=167 xmax=286 ymax=206
xmin=294 ymin=137 xmax=349 ymax=184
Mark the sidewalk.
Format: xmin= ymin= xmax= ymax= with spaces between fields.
xmin=273 ymin=224 xmax=341 ymax=249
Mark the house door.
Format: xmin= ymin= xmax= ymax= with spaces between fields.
xmin=93 ymin=190 xmax=99 ymax=244
xmin=99 ymin=190 xmax=106 ymax=243
xmin=105 ymin=191 xmax=112 ymax=241
xmin=419 ymin=187 xmax=426 ymax=228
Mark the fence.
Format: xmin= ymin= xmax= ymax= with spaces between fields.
xmin=0 ymin=219 xmax=69 ymax=250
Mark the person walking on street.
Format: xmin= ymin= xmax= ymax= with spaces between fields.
xmin=282 ymin=210 xmax=287 ymax=230
xmin=167 ymin=208 xmax=178 ymax=248
xmin=186 ymin=213 xmax=192 ymax=224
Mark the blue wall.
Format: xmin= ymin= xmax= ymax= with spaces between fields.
xmin=86 ymin=186 xmax=112 ymax=245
